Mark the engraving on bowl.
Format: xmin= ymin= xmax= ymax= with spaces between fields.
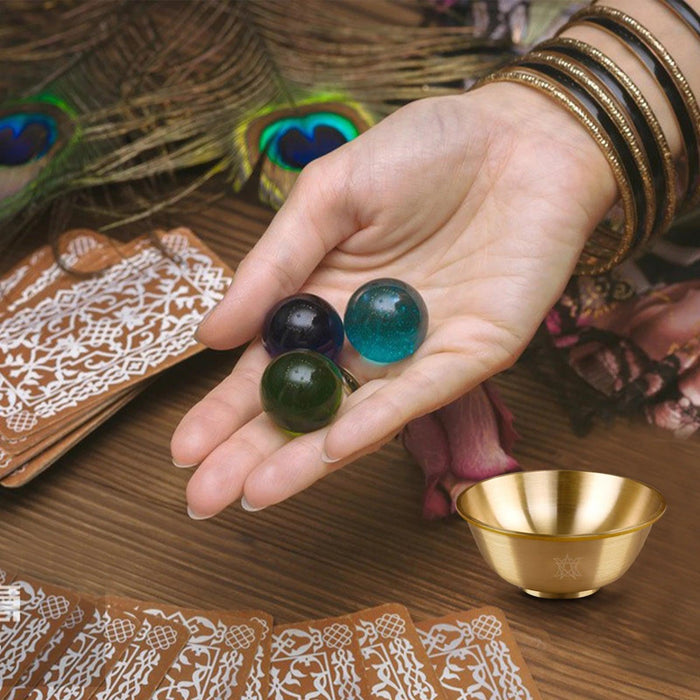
xmin=553 ymin=554 xmax=583 ymax=580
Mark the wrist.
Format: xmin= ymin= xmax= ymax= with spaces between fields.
xmin=467 ymin=81 xmax=619 ymax=229
xmin=463 ymin=0 xmax=700 ymax=273
xmin=562 ymin=0 xmax=700 ymax=161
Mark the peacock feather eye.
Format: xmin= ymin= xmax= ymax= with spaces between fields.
xmin=234 ymin=98 xmax=374 ymax=209
xmin=259 ymin=112 xmax=360 ymax=171
xmin=0 ymin=96 xmax=77 ymax=208
xmin=0 ymin=113 xmax=58 ymax=166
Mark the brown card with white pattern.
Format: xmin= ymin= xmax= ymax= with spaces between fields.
xmin=91 ymin=611 xmax=189 ymax=700
xmin=270 ymin=614 xmax=368 ymax=700
xmin=0 ymin=227 xmax=232 ymax=453
xmin=0 ymin=230 xmax=112 ymax=315
xmin=0 ymin=577 xmax=81 ymax=700
xmin=0 ymin=231 xmax=120 ymax=460
xmin=7 ymin=596 xmax=96 ymax=700
xmin=0 ymin=386 xmax=141 ymax=482
xmin=416 ymin=607 xmax=542 ymax=700
xmin=140 ymin=603 xmax=263 ymax=700
xmin=1 ymin=386 xmax=143 ymax=487
xmin=353 ymin=603 xmax=447 ymax=700
xmin=239 ymin=610 xmax=273 ymax=700
xmin=24 ymin=599 xmax=144 ymax=700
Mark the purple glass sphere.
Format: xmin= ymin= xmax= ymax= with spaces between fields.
xmin=262 ymin=293 xmax=344 ymax=359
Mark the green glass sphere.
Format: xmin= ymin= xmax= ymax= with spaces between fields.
xmin=260 ymin=350 xmax=343 ymax=433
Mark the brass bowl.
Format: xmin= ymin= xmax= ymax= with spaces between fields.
xmin=456 ymin=470 xmax=666 ymax=599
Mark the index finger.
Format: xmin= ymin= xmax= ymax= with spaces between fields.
xmin=197 ymin=159 xmax=359 ymax=350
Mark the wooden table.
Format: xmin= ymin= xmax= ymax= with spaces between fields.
xmin=1 ymin=194 xmax=698 ymax=699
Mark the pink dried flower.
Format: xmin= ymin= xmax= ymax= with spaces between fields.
xmin=402 ymin=382 xmax=520 ymax=519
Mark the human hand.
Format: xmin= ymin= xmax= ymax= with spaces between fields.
xmin=172 ymin=81 xmax=617 ymax=517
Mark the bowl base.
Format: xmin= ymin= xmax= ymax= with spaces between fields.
xmin=522 ymin=588 xmax=599 ymax=599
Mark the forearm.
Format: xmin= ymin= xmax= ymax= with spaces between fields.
xmin=562 ymin=0 xmax=700 ymax=159
xmin=470 ymin=0 xmax=700 ymax=273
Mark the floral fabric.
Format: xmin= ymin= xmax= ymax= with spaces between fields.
xmin=544 ymin=229 xmax=700 ymax=437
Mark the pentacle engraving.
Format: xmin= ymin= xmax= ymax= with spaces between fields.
xmin=553 ymin=554 xmax=583 ymax=579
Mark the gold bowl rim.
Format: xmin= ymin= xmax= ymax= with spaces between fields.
xmin=456 ymin=469 xmax=667 ymax=542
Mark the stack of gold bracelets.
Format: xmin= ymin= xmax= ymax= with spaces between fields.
xmin=479 ymin=1 xmax=700 ymax=275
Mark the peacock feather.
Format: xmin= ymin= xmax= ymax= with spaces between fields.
xmin=0 ymin=0 xmax=539 ymax=261
xmin=233 ymin=96 xmax=375 ymax=208
xmin=0 ymin=95 xmax=79 ymax=214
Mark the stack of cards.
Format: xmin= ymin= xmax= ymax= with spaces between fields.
xmin=0 ymin=566 xmax=541 ymax=699
xmin=0 ymin=228 xmax=233 ymax=488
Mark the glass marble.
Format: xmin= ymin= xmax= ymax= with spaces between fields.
xmin=344 ymin=278 xmax=428 ymax=363
xmin=260 ymin=350 xmax=343 ymax=433
xmin=262 ymin=293 xmax=344 ymax=359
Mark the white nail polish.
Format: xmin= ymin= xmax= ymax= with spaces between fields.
xmin=187 ymin=505 xmax=210 ymax=520
xmin=321 ymin=448 xmax=341 ymax=464
xmin=241 ymin=496 xmax=265 ymax=512
xmin=194 ymin=306 xmax=215 ymax=342
xmin=173 ymin=458 xmax=198 ymax=469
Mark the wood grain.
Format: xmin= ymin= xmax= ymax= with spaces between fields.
xmin=1 ymin=190 xmax=698 ymax=700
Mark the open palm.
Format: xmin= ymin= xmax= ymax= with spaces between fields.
xmin=172 ymin=82 xmax=616 ymax=517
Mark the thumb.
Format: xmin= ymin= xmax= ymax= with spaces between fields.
xmin=197 ymin=156 xmax=359 ymax=350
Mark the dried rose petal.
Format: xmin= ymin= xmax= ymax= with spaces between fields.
xmin=403 ymin=381 xmax=520 ymax=518
xmin=402 ymin=412 xmax=451 ymax=519
xmin=436 ymin=383 xmax=519 ymax=482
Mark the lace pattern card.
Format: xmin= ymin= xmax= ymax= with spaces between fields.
xmin=140 ymin=604 xmax=263 ymax=700
xmin=353 ymin=603 xmax=447 ymax=700
xmin=0 ymin=566 xmax=541 ymax=700
xmin=415 ymin=607 xmax=541 ymax=700
xmin=1 ymin=386 xmax=143 ymax=487
xmin=25 ymin=601 xmax=143 ymax=700
xmin=0 ymin=231 xmax=121 ymax=457
xmin=240 ymin=610 xmax=273 ymax=700
xmin=0 ymin=566 xmax=16 ymax=586
xmin=0 ymin=386 xmax=141 ymax=482
xmin=91 ymin=612 xmax=189 ymax=700
xmin=0 ymin=227 xmax=232 ymax=452
xmin=6 ymin=597 xmax=95 ymax=700
xmin=0 ymin=577 xmax=81 ymax=700
xmin=270 ymin=615 xmax=368 ymax=700
xmin=0 ymin=230 xmax=113 ymax=317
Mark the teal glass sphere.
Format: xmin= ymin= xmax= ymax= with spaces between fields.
xmin=260 ymin=350 xmax=343 ymax=433
xmin=344 ymin=279 xmax=428 ymax=363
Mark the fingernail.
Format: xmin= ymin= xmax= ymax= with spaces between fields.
xmin=172 ymin=458 xmax=198 ymax=469
xmin=321 ymin=447 xmax=341 ymax=464
xmin=194 ymin=306 xmax=216 ymax=342
xmin=241 ymin=495 xmax=265 ymax=512
xmin=187 ymin=505 xmax=211 ymax=520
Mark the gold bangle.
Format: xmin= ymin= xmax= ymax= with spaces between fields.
xmin=524 ymin=50 xmax=657 ymax=249
xmin=478 ymin=67 xmax=637 ymax=274
xmin=660 ymin=0 xmax=700 ymax=38
xmin=661 ymin=0 xmax=700 ymax=38
xmin=538 ymin=37 xmax=678 ymax=241
xmin=571 ymin=4 xmax=700 ymax=210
